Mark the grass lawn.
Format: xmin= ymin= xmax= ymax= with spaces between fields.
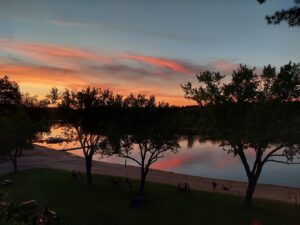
xmin=1 ymin=168 xmax=300 ymax=225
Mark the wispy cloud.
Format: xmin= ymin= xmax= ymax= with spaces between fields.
xmin=48 ymin=19 xmax=208 ymax=43
xmin=0 ymin=37 xmax=112 ymax=66
xmin=121 ymin=53 xmax=195 ymax=74
xmin=48 ymin=20 xmax=92 ymax=28
xmin=1 ymin=61 xmax=82 ymax=86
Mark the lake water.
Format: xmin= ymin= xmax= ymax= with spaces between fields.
xmin=37 ymin=126 xmax=300 ymax=188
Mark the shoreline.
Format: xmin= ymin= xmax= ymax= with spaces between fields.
xmin=0 ymin=144 xmax=300 ymax=204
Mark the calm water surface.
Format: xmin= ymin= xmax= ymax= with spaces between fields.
xmin=37 ymin=126 xmax=300 ymax=188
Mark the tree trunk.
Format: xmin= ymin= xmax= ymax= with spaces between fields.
xmin=139 ymin=167 xmax=147 ymax=195
xmin=85 ymin=156 xmax=93 ymax=186
xmin=244 ymin=179 xmax=256 ymax=206
xmin=244 ymin=164 xmax=263 ymax=207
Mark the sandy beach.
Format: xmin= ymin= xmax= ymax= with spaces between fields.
xmin=0 ymin=145 xmax=299 ymax=204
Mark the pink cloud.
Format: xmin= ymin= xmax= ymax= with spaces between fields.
xmin=48 ymin=20 xmax=91 ymax=28
xmin=152 ymin=157 xmax=187 ymax=170
xmin=121 ymin=53 xmax=194 ymax=74
xmin=0 ymin=37 xmax=112 ymax=65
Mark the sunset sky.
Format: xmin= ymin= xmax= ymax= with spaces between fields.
xmin=1 ymin=0 xmax=300 ymax=105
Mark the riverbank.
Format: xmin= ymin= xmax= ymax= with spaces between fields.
xmin=0 ymin=145 xmax=299 ymax=204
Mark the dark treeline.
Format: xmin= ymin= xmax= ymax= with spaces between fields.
xmin=0 ymin=61 xmax=299 ymax=206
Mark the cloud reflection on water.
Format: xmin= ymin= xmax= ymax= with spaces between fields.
xmin=36 ymin=127 xmax=300 ymax=187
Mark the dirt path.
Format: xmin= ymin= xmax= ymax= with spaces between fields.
xmin=1 ymin=145 xmax=300 ymax=204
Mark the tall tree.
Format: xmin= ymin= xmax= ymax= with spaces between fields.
xmin=0 ymin=111 xmax=36 ymax=172
xmin=58 ymin=87 xmax=117 ymax=185
xmin=108 ymin=108 xmax=180 ymax=194
xmin=182 ymin=63 xmax=300 ymax=206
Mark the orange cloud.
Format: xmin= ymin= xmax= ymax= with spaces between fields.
xmin=0 ymin=63 xmax=86 ymax=93
xmin=1 ymin=61 xmax=193 ymax=105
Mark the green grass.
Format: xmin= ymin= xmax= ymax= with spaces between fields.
xmin=1 ymin=169 xmax=300 ymax=225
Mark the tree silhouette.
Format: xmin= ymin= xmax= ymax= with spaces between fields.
xmin=0 ymin=76 xmax=21 ymax=106
xmin=123 ymin=93 xmax=156 ymax=108
xmin=107 ymin=108 xmax=180 ymax=194
xmin=46 ymin=87 xmax=59 ymax=105
xmin=182 ymin=62 xmax=300 ymax=206
xmin=258 ymin=0 xmax=300 ymax=27
xmin=0 ymin=111 xmax=36 ymax=172
xmin=21 ymin=93 xmax=50 ymax=108
xmin=58 ymin=87 xmax=119 ymax=185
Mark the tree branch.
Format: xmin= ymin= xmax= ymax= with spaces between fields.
xmin=262 ymin=143 xmax=287 ymax=165
xmin=266 ymin=159 xmax=300 ymax=165
xmin=119 ymin=154 xmax=142 ymax=166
